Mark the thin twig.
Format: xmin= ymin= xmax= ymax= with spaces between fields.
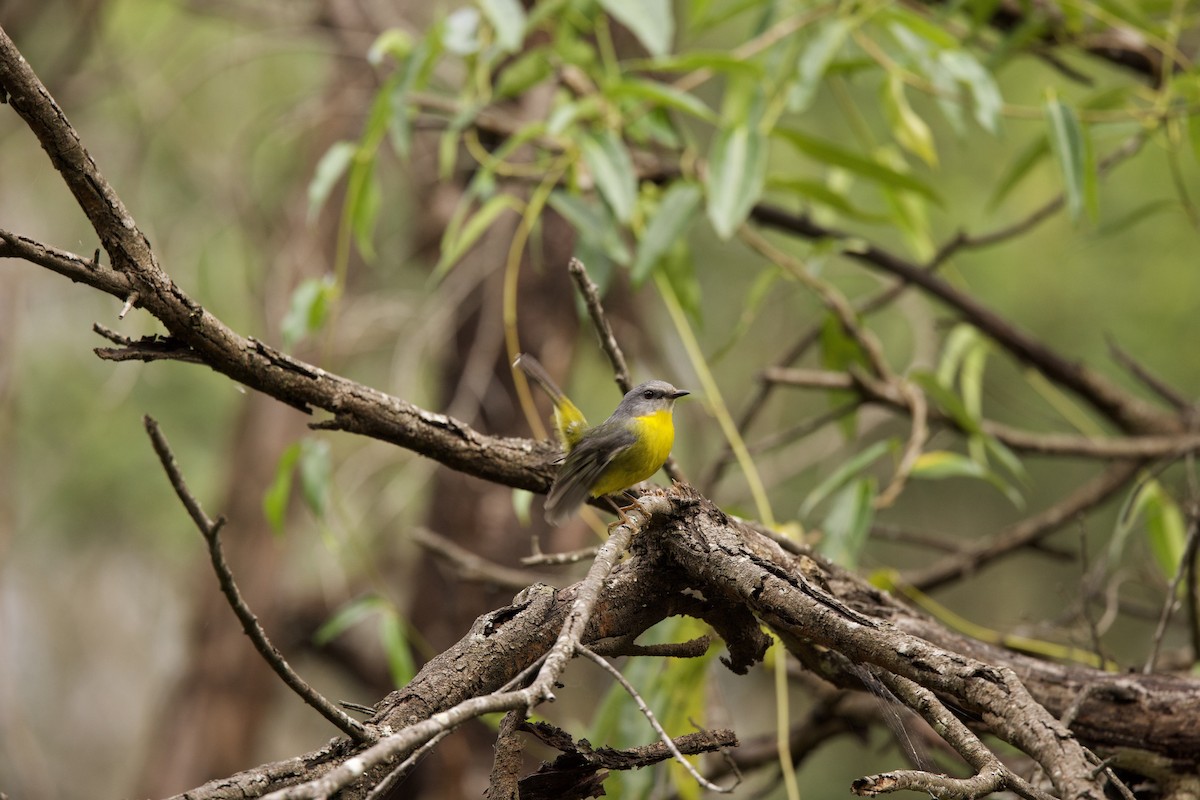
xmin=521 ymin=544 xmax=601 ymax=566
xmin=413 ymin=527 xmax=553 ymax=590
xmin=566 ymin=257 xmax=631 ymax=391
xmin=1107 ymin=335 xmax=1193 ymax=413
xmin=1144 ymin=516 xmax=1200 ymax=673
xmin=575 ymin=644 xmax=733 ymax=794
xmin=143 ymin=416 xmax=372 ymax=744
xmin=363 ymin=730 xmax=451 ymax=800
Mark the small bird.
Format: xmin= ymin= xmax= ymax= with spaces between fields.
xmin=515 ymin=354 xmax=688 ymax=525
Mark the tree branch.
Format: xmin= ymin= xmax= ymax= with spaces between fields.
xmin=143 ymin=415 xmax=371 ymax=744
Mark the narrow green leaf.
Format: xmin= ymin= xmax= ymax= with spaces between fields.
xmin=298 ymin=439 xmax=332 ymax=520
xmin=884 ymin=73 xmax=938 ymax=168
xmin=939 ymin=51 xmax=1002 ymax=134
xmin=307 ymin=142 xmax=356 ymax=223
xmin=387 ymin=32 xmax=443 ymax=160
xmin=775 ymin=128 xmax=940 ymax=202
xmin=314 ymin=595 xmax=386 ymax=645
xmin=599 ymin=0 xmax=673 ymax=57
xmin=548 ymin=191 xmax=632 ymax=266
xmin=495 ymin=47 xmax=554 ymax=97
xmin=818 ymin=478 xmax=876 ymax=569
xmin=705 ymin=123 xmax=768 ymax=239
xmin=800 ymin=439 xmax=892 ymax=519
xmin=910 ymin=370 xmax=983 ymax=435
xmin=981 ymin=434 xmax=1028 ymax=484
xmin=626 ymin=51 xmax=763 ymax=78
xmin=880 ymin=6 xmax=959 ymax=48
xmin=1142 ymin=481 xmax=1187 ymax=583
xmin=581 ymin=129 xmax=638 ymax=223
xmin=632 ymin=182 xmax=702 ymax=283
xmin=434 ymin=193 xmax=523 ymax=278
xmin=379 ymin=610 xmax=417 ymax=687
xmin=936 ymin=323 xmax=981 ymax=388
xmin=263 ymin=443 xmax=302 ymax=535
xmin=478 ymin=0 xmax=526 ymax=52
xmin=911 ymin=451 xmax=1023 ymax=507
xmin=609 ymin=77 xmax=717 ymax=122
xmin=1044 ymin=94 xmax=1088 ymax=223
xmin=790 ymin=18 xmax=852 ymax=112
xmin=350 ymin=167 xmax=382 ymax=261
xmin=512 ymin=489 xmax=533 ymax=526
xmin=281 ymin=275 xmax=338 ymax=349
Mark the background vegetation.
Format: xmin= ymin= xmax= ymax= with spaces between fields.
xmin=2 ymin=0 xmax=1199 ymax=798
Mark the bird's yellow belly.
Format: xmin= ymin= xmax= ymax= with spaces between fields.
xmin=590 ymin=410 xmax=675 ymax=497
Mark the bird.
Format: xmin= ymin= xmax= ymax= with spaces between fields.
xmin=514 ymin=354 xmax=688 ymax=525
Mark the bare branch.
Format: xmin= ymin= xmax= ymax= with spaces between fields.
xmin=143 ymin=415 xmax=372 ymax=744
xmin=566 ymin=257 xmax=631 ymax=391
xmin=576 ymin=644 xmax=733 ymax=794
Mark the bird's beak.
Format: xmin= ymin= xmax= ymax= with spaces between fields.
xmin=671 ymin=390 xmax=690 ymax=399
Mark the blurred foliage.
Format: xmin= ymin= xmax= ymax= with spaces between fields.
xmin=4 ymin=0 xmax=1200 ymax=798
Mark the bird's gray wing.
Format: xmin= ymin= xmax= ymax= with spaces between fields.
xmin=543 ymin=423 xmax=635 ymax=524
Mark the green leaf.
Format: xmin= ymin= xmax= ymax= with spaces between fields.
xmin=800 ymin=439 xmax=892 ymax=518
xmin=298 ymin=439 xmax=331 ymax=520
xmin=581 ymin=129 xmax=638 ymax=223
xmin=627 ymin=51 xmax=763 ymax=78
xmin=1044 ymin=94 xmax=1095 ymax=223
xmin=935 ymin=323 xmax=980 ymax=388
xmin=379 ymin=609 xmax=417 ymax=687
xmin=350 ymin=167 xmax=382 ymax=260
xmin=881 ymin=6 xmax=959 ymax=49
xmin=1142 ymin=481 xmax=1187 ymax=583
xmin=434 ymin=193 xmax=523 ymax=278
xmin=512 ymin=489 xmax=533 ymax=526
xmin=547 ymin=191 xmax=632 ymax=266
xmin=495 ymin=47 xmax=554 ymax=97
xmin=818 ymin=477 xmax=876 ymax=569
xmin=775 ymin=128 xmax=940 ymax=202
xmin=910 ymin=370 xmax=983 ymax=435
xmin=367 ymin=28 xmax=414 ymax=65
xmin=599 ymin=0 xmax=674 ymax=57
xmin=478 ymin=0 xmax=527 ymax=52
xmin=281 ymin=275 xmax=338 ymax=350
xmin=387 ymin=33 xmax=442 ymax=159
xmin=705 ymin=123 xmax=768 ymax=239
xmin=263 ymin=443 xmax=302 ymax=534
xmin=314 ymin=595 xmax=386 ymax=645
xmin=883 ymin=73 xmax=937 ymax=167
xmin=939 ymin=51 xmax=1002 ymax=134
xmin=632 ymin=182 xmax=702 ymax=283
xmin=609 ymin=77 xmax=717 ymax=122
xmin=307 ymin=142 xmax=356 ymax=223
xmin=789 ymin=18 xmax=852 ymax=112
xmin=911 ymin=451 xmax=1024 ymax=507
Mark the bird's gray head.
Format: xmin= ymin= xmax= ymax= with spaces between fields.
xmin=611 ymin=380 xmax=689 ymax=420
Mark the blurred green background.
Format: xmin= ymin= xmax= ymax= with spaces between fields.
xmin=2 ymin=1 xmax=1197 ymax=798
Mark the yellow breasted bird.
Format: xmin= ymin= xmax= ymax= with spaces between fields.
xmin=514 ymin=354 xmax=688 ymax=525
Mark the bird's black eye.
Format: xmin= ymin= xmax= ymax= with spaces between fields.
xmin=642 ymin=389 xmax=655 ymax=400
